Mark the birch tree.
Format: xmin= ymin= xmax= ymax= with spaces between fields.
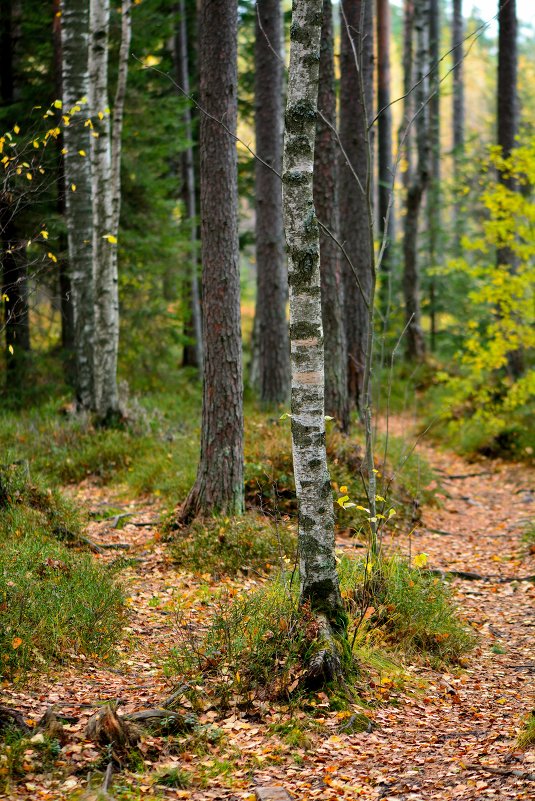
xmin=180 ymin=0 xmax=243 ymax=520
xmin=315 ymin=0 xmax=349 ymax=432
xmin=61 ymin=0 xmax=94 ymax=409
xmin=451 ymin=0 xmax=464 ymax=252
xmin=283 ymin=0 xmax=344 ymax=659
xmin=254 ymin=0 xmax=290 ymax=405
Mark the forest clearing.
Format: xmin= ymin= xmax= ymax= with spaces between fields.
xmin=0 ymin=0 xmax=534 ymax=799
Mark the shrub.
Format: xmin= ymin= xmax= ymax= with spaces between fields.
xmin=169 ymin=513 xmax=296 ymax=576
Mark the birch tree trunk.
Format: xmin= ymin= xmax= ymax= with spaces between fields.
xmin=254 ymin=0 xmax=290 ymax=405
xmin=283 ymin=0 xmax=343 ymax=629
xmin=402 ymin=0 xmax=428 ymax=361
xmin=89 ymin=0 xmax=119 ymax=420
xmin=315 ymin=0 xmax=349 ymax=432
xmin=376 ymin=0 xmax=394 ymax=316
xmin=175 ymin=0 xmax=203 ymax=371
xmin=451 ymin=0 xmax=464 ymax=253
xmin=339 ymin=0 xmax=374 ymax=414
xmin=180 ymin=0 xmax=243 ymax=520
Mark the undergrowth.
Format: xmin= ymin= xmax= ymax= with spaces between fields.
xmin=170 ymin=513 xmax=296 ymax=577
xmin=167 ymin=553 xmax=475 ymax=708
xmin=518 ymin=711 xmax=535 ymax=748
xmin=0 ymin=464 xmax=124 ymax=679
xmin=0 ymin=727 xmax=62 ymax=793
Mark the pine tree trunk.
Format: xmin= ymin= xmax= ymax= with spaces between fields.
xmin=339 ymin=0 xmax=374 ymax=414
xmin=283 ymin=0 xmax=343 ymax=627
xmin=254 ymin=0 xmax=290 ymax=405
xmin=376 ymin=0 xmax=394 ymax=315
xmin=1 ymin=0 xmax=29 ymax=387
xmin=176 ymin=0 xmax=203 ymax=371
xmin=402 ymin=0 xmax=428 ymax=361
xmin=61 ymin=0 xmax=95 ymax=409
xmin=180 ymin=0 xmax=243 ymax=520
xmin=89 ymin=0 xmax=119 ymax=420
xmin=451 ymin=0 xmax=464 ymax=253
xmin=497 ymin=0 xmax=522 ymax=379
xmin=427 ymin=0 xmax=440 ymax=351
xmin=315 ymin=0 xmax=349 ymax=432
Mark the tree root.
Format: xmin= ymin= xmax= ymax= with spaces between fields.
xmin=465 ymin=762 xmax=535 ymax=781
xmin=306 ymin=613 xmax=343 ymax=686
xmin=85 ymin=703 xmax=141 ymax=759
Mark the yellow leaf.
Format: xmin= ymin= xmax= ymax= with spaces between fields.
xmin=12 ymin=636 xmax=22 ymax=649
xmin=103 ymin=234 xmax=118 ymax=244
xmin=47 ymin=252 xmax=58 ymax=263
xmin=356 ymin=505 xmax=370 ymax=513
xmin=54 ymin=99 xmax=62 ymax=109
xmin=337 ymin=495 xmax=349 ymax=508
xmin=8 ymin=344 xmax=13 ymax=355
xmin=339 ymin=485 xmax=348 ymax=494
xmin=71 ymin=183 xmax=76 ymax=192
xmin=141 ymin=54 xmax=161 ymax=68
xmin=413 ymin=553 xmax=429 ymax=569
xmin=78 ymin=149 xmax=86 ymax=157
xmin=40 ymin=230 xmax=49 ymax=240
xmin=13 ymin=124 xmax=20 ymax=134
xmin=26 ymin=173 xmax=32 ymax=181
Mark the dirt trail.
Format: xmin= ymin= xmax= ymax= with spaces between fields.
xmin=1 ymin=424 xmax=534 ymax=800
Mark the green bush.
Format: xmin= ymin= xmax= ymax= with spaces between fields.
xmin=170 ymin=513 xmax=296 ymax=576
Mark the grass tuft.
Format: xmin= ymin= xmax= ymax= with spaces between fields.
xmin=518 ymin=711 xmax=535 ymax=749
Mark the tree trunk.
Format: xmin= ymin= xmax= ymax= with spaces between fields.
xmin=283 ymin=0 xmax=343 ymax=628
xmin=253 ymin=0 xmax=290 ymax=405
xmin=89 ymin=0 xmax=119 ymax=420
xmin=339 ymin=0 xmax=374 ymax=415
xmin=451 ymin=0 xmax=464 ymax=253
xmin=175 ymin=0 xmax=203 ymax=371
xmin=402 ymin=0 xmax=428 ymax=361
xmin=315 ymin=0 xmax=349 ymax=432
xmin=61 ymin=0 xmax=95 ymax=409
xmin=1 ymin=0 xmax=29 ymax=387
xmin=376 ymin=0 xmax=394 ymax=315
xmin=53 ymin=0 xmax=75 ymax=362
xmin=427 ymin=0 xmax=440 ymax=351
xmin=497 ymin=0 xmax=522 ymax=379
xmin=180 ymin=0 xmax=243 ymax=520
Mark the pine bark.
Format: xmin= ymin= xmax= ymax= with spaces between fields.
xmin=402 ymin=0 xmax=428 ymax=361
xmin=254 ymin=0 xmax=290 ymax=405
xmin=283 ymin=0 xmax=343 ymax=622
xmin=175 ymin=0 xmax=203 ymax=371
xmin=1 ymin=0 xmax=29 ymax=386
xmin=427 ymin=0 xmax=440 ymax=351
xmin=180 ymin=0 xmax=243 ymax=520
xmin=497 ymin=0 xmax=522 ymax=379
xmin=452 ymin=0 xmax=464 ymax=251
xmin=315 ymin=0 xmax=349 ymax=432
xmin=89 ymin=0 xmax=119 ymax=420
xmin=376 ymin=0 xmax=394 ymax=314
xmin=339 ymin=0 xmax=374 ymax=414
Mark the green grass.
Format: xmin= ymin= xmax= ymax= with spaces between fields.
xmin=0 ymin=464 xmax=124 ymax=679
xmin=518 ymin=711 xmax=535 ymax=748
xmin=169 ymin=512 xmax=296 ymax=577
xmin=0 ymin=727 xmax=62 ymax=793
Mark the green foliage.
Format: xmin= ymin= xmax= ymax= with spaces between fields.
xmin=340 ymin=555 xmax=476 ymax=665
xmin=432 ymin=139 xmax=535 ymax=459
xmin=518 ymin=710 xmax=535 ymax=748
xmin=170 ymin=513 xmax=296 ymax=577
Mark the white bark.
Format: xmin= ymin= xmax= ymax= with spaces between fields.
xmin=283 ymin=0 xmax=343 ymax=621
xmin=60 ymin=0 xmax=95 ymax=410
xmin=89 ymin=0 xmax=119 ymax=419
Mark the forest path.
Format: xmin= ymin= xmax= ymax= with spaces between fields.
xmin=1 ymin=420 xmax=534 ymax=800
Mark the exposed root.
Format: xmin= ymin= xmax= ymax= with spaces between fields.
xmin=306 ymin=612 xmax=343 ymax=686
xmin=85 ymin=703 xmax=140 ymax=758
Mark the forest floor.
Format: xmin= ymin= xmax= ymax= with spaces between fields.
xmin=1 ymin=415 xmax=534 ymax=801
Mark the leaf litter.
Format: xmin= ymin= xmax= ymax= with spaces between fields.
xmin=1 ymin=417 xmax=534 ymax=800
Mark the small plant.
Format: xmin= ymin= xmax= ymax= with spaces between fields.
xmin=518 ymin=711 xmax=535 ymax=749
xmin=154 ymin=766 xmax=191 ymax=788
xmin=0 ymin=727 xmax=62 ymax=792
xmin=169 ymin=513 xmax=296 ymax=576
